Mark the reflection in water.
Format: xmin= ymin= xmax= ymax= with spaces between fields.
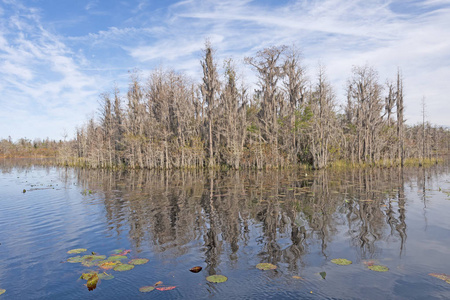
xmin=59 ymin=164 xmax=449 ymax=275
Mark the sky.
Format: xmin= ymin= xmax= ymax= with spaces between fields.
xmin=0 ymin=0 xmax=449 ymax=141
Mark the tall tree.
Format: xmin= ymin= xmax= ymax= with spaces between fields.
xmin=201 ymin=41 xmax=220 ymax=167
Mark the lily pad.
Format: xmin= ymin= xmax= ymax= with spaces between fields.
xmin=256 ymin=263 xmax=277 ymax=270
xmin=139 ymin=286 xmax=155 ymax=293
xmin=106 ymin=255 xmax=127 ymax=261
xmin=429 ymin=273 xmax=450 ymax=284
xmin=368 ymin=265 xmax=389 ymax=272
xmin=82 ymin=255 xmax=106 ymax=261
xmin=99 ymin=261 xmax=119 ymax=270
xmin=206 ymin=275 xmax=228 ymax=283
xmin=67 ymin=248 xmax=87 ymax=254
xmin=0 ymin=289 xmax=5 ymax=295
xmin=67 ymin=256 xmax=84 ymax=263
xmin=292 ymin=276 xmax=303 ymax=280
xmin=80 ymin=271 xmax=98 ymax=280
xmin=81 ymin=260 xmax=98 ymax=267
xmin=319 ymin=271 xmax=327 ymax=279
xmin=113 ymin=264 xmax=134 ymax=271
xmin=156 ymin=286 xmax=176 ymax=291
xmin=114 ymin=249 xmax=131 ymax=256
xmin=129 ymin=258 xmax=149 ymax=265
xmin=112 ymin=249 xmax=124 ymax=254
xmin=98 ymin=272 xmax=114 ymax=280
xmin=331 ymin=258 xmax=352 ymax=265
xmin=190 ymin=266 xmax=202 ymax=273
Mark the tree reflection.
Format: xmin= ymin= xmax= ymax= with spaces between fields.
xmin=69 ymin=163 xmax=448 ymax=272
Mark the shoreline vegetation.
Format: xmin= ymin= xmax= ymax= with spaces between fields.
xmin=2 ymin=43 xmax=449 ymax=170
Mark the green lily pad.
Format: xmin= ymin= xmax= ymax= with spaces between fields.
xmin=256 ymin=263 xmax=277 ymax=270
xmin=429 ymin=273 xmax=450 ymax=284
xmin=67 ymin=256 xmax=84 ymax=263
xmin=107 ymin=255 xmax=127 ymax=261
xmin=129 ymin=258 xmax=149 ymax=265
xmin=67 ymin=248 xmax=87 ymax=254
xmin=112 ymin=249 xmax=124 ymax=254
xmin=368 ymin=265 xmax=389 ymax=272
xmin=0 ymin=289 xmax=5 ymax=295
xmin=320 ymin=271 xmax=327 ymax=279
xmin=81 ymin=260 xmax=98 ymax=267
xmin=80 ymin=271 xmax=98 ymax=280
xmin=114 ymin=264 xmax=135 ymax=271
xmin=206 ymin=275 xmax=228 ymax=283
xmin=82 ymin=255 xmax=106 ymax=261
xmin=139 ymin=286 xmax=155 ymax=293
xmin=331 ymin=258 xmax=352 ymax=265
xmin=98 ymin=272 xmax=114 ymax=280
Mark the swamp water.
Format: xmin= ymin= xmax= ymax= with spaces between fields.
xmin=0 ymin=160 xmax=450 ymax=299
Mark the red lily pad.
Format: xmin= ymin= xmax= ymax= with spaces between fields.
xmin=190 ymin=266 xmax=202 ymax=273
xmin=156 ymin=286 xmax=176 ymax=291
xmin=99 ymin=261 xmax=119 ymax=270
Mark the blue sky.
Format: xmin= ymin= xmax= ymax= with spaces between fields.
xmin=1 ymin=0 xmax=449 ymax=141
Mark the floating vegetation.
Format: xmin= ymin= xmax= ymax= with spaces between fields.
xmin=80 ymin=271 xmax=98 ymax=280
xmin=82 ymin=255 xmax=106 ymax=261
xmin=106 ymin=255 xmax=127 ymax=261
xmin=128 ymin=258 xmax=148 ymax=265
xmin=292 ymin=276 xmax=303 ymax=280
xmin=319 ymin=272 xmax=327 ymax=279
xmin=429 ymin=273 xmax=450 ymax=284
xmin=206 ymin=275 xmax=228 ymax=283
xmin=0 ymin=289 xmax=5 ymax=295
xmin=256 ymin=263 xmax=277 ymax=270
xmin=368 ymin=265 xmax=389 ymax=272
xmin=331 ymin=258 xmax=352 ymax=265
xmin=113 ymin=264 xmax=134 ymax=272
xmin=81 ymin=261 xmax=98 ymax=267
xmin=86 ymin=273 xmax=98 ymax=291
xmin=156 ymin=286 xmax=176 ymax=291
xmin=67 ymin=248 xmax=87 ymax=254
xmin=190 ymin=266 xmax=202 ymax=273
xmin=98 ymin=272 xmax=114 ymax=280
xmin=362 ymin=260 xmax=377 ymax=267
xmin=139 ymin=286 xmax=155 ymax=293
xmin=67 ymin=256 xmax=84 ymax=263
xmin=98 ymin=261 xmax=118 ymax=270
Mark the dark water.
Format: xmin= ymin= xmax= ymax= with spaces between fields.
xmin=1 ymin=159 xmax=450 ymax=299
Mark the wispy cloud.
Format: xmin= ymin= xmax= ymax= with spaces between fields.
xmin=1 ymin=0 xmax=449 ymax=140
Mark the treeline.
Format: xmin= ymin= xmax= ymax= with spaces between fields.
xmin=58 ymin=43 xmax=449 ymax=169
xmin=0 ymin=137 xmax=58 ymax=158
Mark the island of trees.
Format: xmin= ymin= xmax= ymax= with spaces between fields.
xmin=2 ymin=43 xmax=449 ymax=169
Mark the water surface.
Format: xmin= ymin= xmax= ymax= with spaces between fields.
xmin=1 ymin=159 xmax=450 ymax=299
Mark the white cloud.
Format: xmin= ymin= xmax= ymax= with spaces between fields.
xmin=1 ymin=0 xmax=450 ymax=140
